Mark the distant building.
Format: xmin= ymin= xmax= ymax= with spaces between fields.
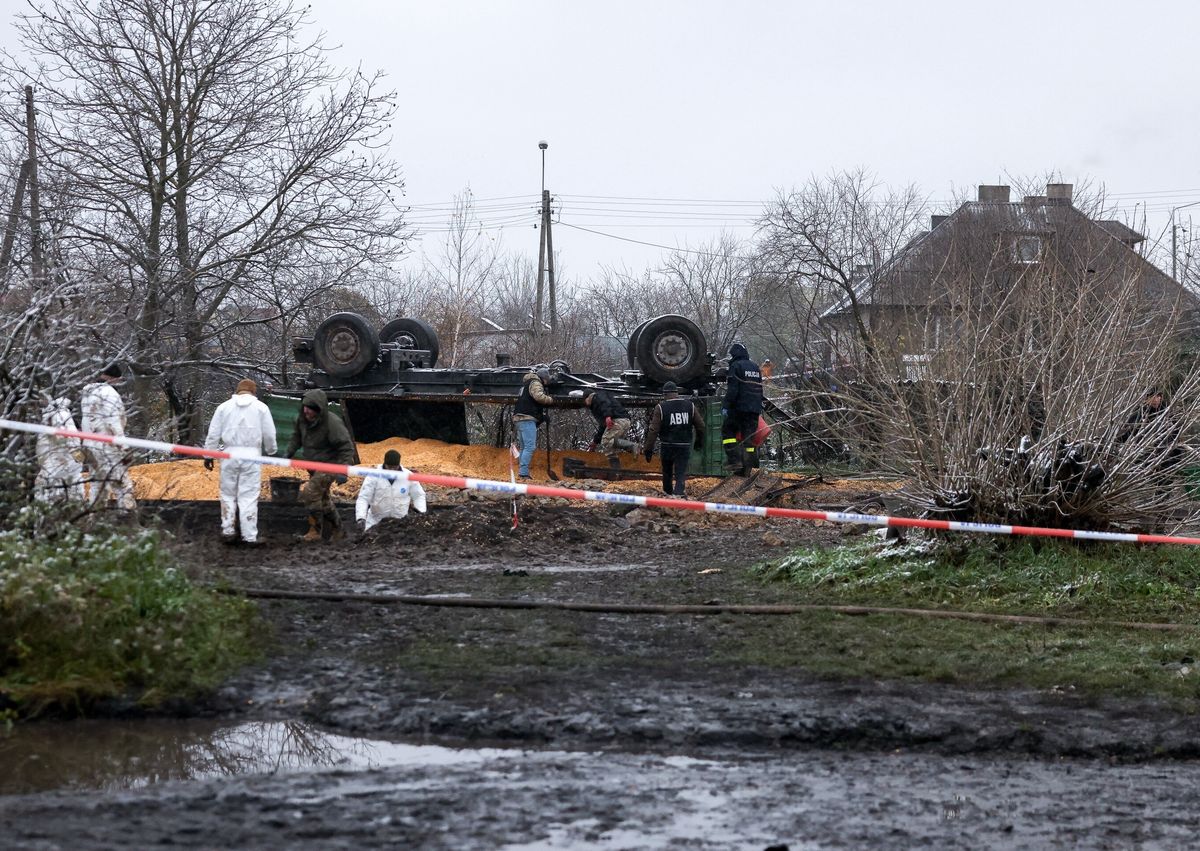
xmin=819 ymin=183 xmax=1200 ymax=373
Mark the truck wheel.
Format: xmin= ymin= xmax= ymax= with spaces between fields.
xmin=634 ymin=314 xmax=707 ymax=384
xmin=380 ymin=317 xmax=440 ymax=367
xmin=626 ymin=319 xmax=651 ymax=368
xmin=314 ymin=312 xmax=380 ymax=378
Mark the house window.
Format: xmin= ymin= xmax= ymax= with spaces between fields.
xmin=1012 ymin=235 xmax=1044 ymax=264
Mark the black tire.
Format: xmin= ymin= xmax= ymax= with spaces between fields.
xmin=626 ymin=319 xmax=651 ymax=368
xmin=313 ymin=312 xmax=380 ymax=378
xmin=634 ymin=314 xmax=707 ymax=384
xmin=379 ymin=317 xmax=440 ymax=368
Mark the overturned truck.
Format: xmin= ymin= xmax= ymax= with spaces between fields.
xmin=283 ymin=311 xmax=722 ymax=449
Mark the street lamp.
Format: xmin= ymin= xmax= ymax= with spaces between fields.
xmin=1171 ymin=200 xmax=1200 ymax=281
xmin=538 ymin=140 xmax=548 ymax=195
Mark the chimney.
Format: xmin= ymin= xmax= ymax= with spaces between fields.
xmin=1046 ymin=183 xmax=1073 ymax=204
xmin=978 ymin=185 xmax=1011 ymax=203
xmin=931 ymin=214 xmax=948 ymax=229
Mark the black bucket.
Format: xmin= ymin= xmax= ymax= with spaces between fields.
xmin=270 ymin=477 xmax=302 ymax=504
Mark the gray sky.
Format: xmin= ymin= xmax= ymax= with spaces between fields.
xmin=9 ymin=0 xmax=1200 ymax=276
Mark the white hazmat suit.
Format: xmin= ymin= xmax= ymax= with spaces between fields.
xmin=204 ymin=391 xmax=277 ymax=543
xmin=80 ymin=380 xmax=136 ymax=509
xmin=355 ymin=466 xmax=427 ymax=531
xmin=35 ymin=398 xmax=85 ymax=503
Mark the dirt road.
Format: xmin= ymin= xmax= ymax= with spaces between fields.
xmin=5 ymin=491 xmax=1200 ymax=848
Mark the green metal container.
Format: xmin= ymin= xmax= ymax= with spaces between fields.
xmin=688 ymin=397 xmax=728 ymax=477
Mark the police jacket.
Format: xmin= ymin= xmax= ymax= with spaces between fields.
xmin=285 ymin=389 xmax=355 ymax=465
xmin=645 ymin=397 xmax=706 ymax=448
xmin=724 ymin=349 xmax=764 ymax=414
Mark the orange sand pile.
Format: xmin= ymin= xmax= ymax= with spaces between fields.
xmin=131 ymin=438 xmax=663 ymax=502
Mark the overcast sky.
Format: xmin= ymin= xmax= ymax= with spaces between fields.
xmin=8 ymin=0 xmax=1200 ymax=278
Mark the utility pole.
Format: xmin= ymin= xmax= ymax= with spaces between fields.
xmin=24 ymin=85 xmax=42 ymax=282
xmin=533 ymin=140 xmax=556 ymax=336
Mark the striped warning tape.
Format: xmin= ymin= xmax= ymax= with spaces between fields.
xmin=2 ymin=416 xmax=1198 ymax=546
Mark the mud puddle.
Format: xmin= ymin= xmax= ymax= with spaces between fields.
xmin=0 ymin=719 xmax=518 ymax=795
xmin=6 ymin=728 xmax=1200 ymax=848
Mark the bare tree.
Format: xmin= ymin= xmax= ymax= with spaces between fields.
xmin=3 ymin=0 xmax=407 ymax=441
xmin=656 ymin=232 xmax=761 ymax=356
xmin=420 ymin=188 xmax=501 ymax=367
xmin=757 ymin=169 xmax=929 ymax=369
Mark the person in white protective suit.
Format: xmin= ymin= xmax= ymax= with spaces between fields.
xmin=203 ymin=378 xmax=277 ymax=544
xmin=34 ymin=397 xmax=85 ymax=503
xmin=355 ymin=449 xmax=427 ymax=533
xmin=80 ymin=362 xmax=136 ymax=510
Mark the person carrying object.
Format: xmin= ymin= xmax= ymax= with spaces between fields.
xmin=513 ymin=365 xmax=554 ymax=480
xmin=34 ymin=397 xmax=85 ymax=503
xmin=355 ymin=449 xmax=427 ymax=532
xmin=203 ymin=378 xmax=277 ymax=545
xmin=584 ymin=389 xmax=632 ymax=470
xmin=643 ymin=381 xmax=705 ymax=497
xmin=81 ymin=361 xmax=137 ymax=509
xmin=285 ymin=388 xmax=355 ymax=542
xmin=721 ymin=342 xmax=764 ymax=476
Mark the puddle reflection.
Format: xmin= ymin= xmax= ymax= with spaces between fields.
xmin=0 ymin=719 xmax=502 ymax=795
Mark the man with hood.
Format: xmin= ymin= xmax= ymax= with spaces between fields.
xmin=721 ymin=342 xmax=764 ymax=475
xmin=81 ymin=362 xmax=136 ymax=509
xmin=355 ymin=448 xmax=427 ymax=532
xmin=513 ymin=365 xmax=554 ymax=479
xmin=286 ymin=389 xmax=355 ymax=541
xmin=35 ymin=397 xmax=85 ymax=503
xmin=203 ymin=378 xmax=277 ymax=544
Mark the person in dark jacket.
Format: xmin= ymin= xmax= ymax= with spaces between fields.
xmin=513 ymin=366 xmax=554 ymax=479
xmin=286 ymin=388 xmax=356 ymax=541
xmin=584 ymin=389 xmax=632 ymax=470
xmin=721 ymin=341 xmax=763 ymax=475
xmin=643 ymin=381 xmax=705 ymax=496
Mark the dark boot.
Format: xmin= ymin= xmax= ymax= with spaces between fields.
xmin=300 ymin=513 xmax=322 ymax=542
xmin=725 ymin=447 xmax=745 ymax=475
xmin=325 ymin=508 xmax=345 ymax=542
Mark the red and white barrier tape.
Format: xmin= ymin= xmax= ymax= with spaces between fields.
xmin=3 ymin=416 xmax=1198 ymax=546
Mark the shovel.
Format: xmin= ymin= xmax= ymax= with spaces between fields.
xmin=545 ymin=413 xmax=560 ymax=481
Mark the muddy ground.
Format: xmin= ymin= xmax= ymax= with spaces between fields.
xmin=6 ymin=486 xmax=1200 ymax=848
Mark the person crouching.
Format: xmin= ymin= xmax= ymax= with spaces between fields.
xmin=355 ymin=449 xmax=427 ymax=533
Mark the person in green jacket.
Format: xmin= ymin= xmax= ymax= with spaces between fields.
xmin=286 ymin=389 xmax=355 ymax=541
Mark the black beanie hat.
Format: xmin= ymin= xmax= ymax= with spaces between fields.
xmin=101 ymin=362 xmax=122 ymax=379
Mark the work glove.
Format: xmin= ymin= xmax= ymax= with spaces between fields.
xmin=203 ymin=458 xmax=214 ymax=472
xmin=605 ymin=416 xmax=613 ymax=428
xmin=720 ymin=408 xmax=728 ymax=418
xmin=333 ymin=473 xmax=348 ymax=484
xmin=643 ymin=448 xmax=654 ymax=462
xmin=356 ymin=518 xmax=366 ymax=532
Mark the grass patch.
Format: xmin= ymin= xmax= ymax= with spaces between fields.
xmin=0 ymin=505 xmax=260 ymax=719
xmin=747 ymin=537 xmax=1200 ymax=699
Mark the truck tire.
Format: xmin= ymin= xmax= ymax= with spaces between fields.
xmin=380 ymin=317 xmax=440 ymax=368
xmin=626 ymin=318 xmax=651 ymax=368
xmin=313 ymin=312 xmax=380 ymax=378
xmin=634 ymin=314 xmax=707 ymax=384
